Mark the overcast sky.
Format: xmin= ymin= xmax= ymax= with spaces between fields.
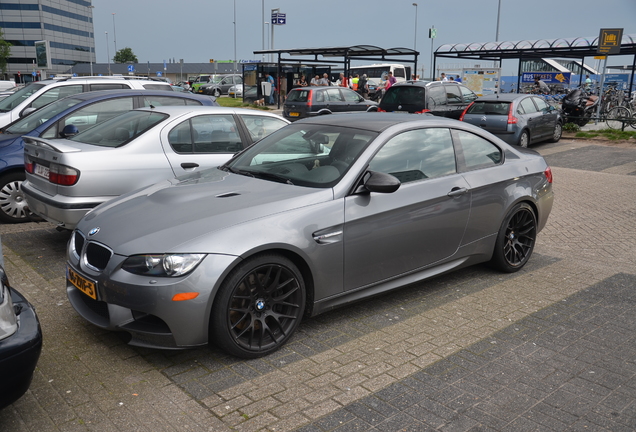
xmin=90 ymin=0 xmax=636 ymax=76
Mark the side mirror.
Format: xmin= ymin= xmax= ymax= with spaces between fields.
xmin=21 ymin=107 xmax=37 ymax=118
xmin=362 ymin=171 xmax=400 ymax=194
xmin=60 ymin=124 xmax=79 ymax=138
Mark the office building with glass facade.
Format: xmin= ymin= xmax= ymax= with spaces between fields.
xmin=0 ymin=0 xmax=95 ymax=81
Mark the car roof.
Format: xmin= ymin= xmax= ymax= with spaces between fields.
xmin=293 ymin=112 xmax=461 ymax=133
xmin=64 ymin=89 xmax=215 ymax=102
xmin=473 ymin=94 xmax=530 ymax=102
xmin=133 ymin=105 xmax=287 ymax=118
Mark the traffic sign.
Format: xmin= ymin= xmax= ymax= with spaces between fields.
xmin=156 ymin=71 xmax=163 ymax=77
xmin=271 ymin=12 xmax=286 ymax=25
xmin=128 ymin=65 xmax=135 ymax=72
xmin=597 ymin=28 xmax=623 ymax=55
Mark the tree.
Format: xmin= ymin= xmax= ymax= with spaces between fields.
xmin=0 ymin=28 xmax=11 ymax=75
xmin=113 ymin=47 xmax=138 ymax=64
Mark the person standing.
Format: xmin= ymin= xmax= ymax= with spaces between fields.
xmin=358 ymin=74 xmax=369 ymax=98
xmin=319 ymin=73 xmax=330 ymax=86
xmin=455 ymin=75 xmax=462 ymax=83
xmin=388 ymin=71 xmax=397 ymax=87
xmin=338 ymin=73 xmax=348 ymax=88
xmin=351 ymin=74 xmax=360 ymax=92
xmin=265 ymin=73 xmax=276 ymax=105
xmin=440 ymin=73 xmax=448 ymax=82
xmin=585 ymin=75 xmax=592 ymax=91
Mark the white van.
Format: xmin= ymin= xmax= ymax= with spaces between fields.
xmin=0 ymin=76 xmax=173 ymax=128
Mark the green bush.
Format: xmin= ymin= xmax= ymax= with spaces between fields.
xmin=562 ymin=123 xmax=581 ymax=133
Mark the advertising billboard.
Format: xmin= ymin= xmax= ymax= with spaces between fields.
xmin=34 ymin=40 xmax=51 ymax=70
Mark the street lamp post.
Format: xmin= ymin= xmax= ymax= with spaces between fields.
xmin=233 ymin=0 xmax=237 ymax=73
xmin=265 ymin=22 xmax=270 ymax=62
xmin=261 ymin=0 xmax=265 ymax=62
xmin=88 ymin=5 xmax=95 ymax=75
xmin=105 ymin=31 xmax=111 ymax=75
xmin=112 ymin=13 xmax=117 ymax=54
xmin=413 ymin=3 xmax=418 ymax=79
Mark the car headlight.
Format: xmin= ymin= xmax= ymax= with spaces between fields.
xmin=122 ymin=254 xmax=206 ymax=277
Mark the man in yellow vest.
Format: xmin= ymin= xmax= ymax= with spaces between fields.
xmin=352 ymin=74 xmax=360 ymax=91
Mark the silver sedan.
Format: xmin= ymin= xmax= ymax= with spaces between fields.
xmin=22 ymin=106 xmax=289 ymax=229
xmin=65 ymin=113 xmax=554 ymax=358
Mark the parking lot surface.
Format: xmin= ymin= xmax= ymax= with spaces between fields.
xmin=0 ymin=138 xmax=635 ymax=431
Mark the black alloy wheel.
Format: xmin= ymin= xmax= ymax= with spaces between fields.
xmin=211 ymin=254 xmax=306 ymax=358
xmin=489 ymin=203 xmax=537 ymax=273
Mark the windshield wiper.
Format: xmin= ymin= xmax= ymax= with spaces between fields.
xmin=224 ymin=166 xmax=293 ymax=185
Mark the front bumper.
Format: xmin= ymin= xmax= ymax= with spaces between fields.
xmin=0 ymin=289 xmax=43 ymax=409
xmin=66 ymin=244 xmax=239 ymax=349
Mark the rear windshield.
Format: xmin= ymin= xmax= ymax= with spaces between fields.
xmin=287 ymin=89 xmax=310 ymax=102
xmin=382 ymin=86 xmax=426 ymax=105
xmin=69 ymin=110 xmax=168 ymax=147
xmin=466 ymin=101 xmax=510 ymax=115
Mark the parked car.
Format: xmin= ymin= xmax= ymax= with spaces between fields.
xmin=228 ymin=84 xmax=245 ymax=98
xmin=188 ymin=75 xmax=213 ymax=93
xmin=198 ymin=74 xmax=242 ymax=97
xmin=378 ymin=81 xmax=477 ymax=119
xmin=22 ymin=106 xmax=289 ymax=229
xmin=0 ymin=76 xmax=174 ymax=129
xmin=283 ymin=86 xmax=378 ymax=121
xmin=0 ymin=265 xmax=42 ymax=409
xmin=64 ymin=113 xmax=553 ymax=358
xmin=0 ymin=90 xmax=218 ymax=224
xmin=460 ymin=94 xmax=563 ymax=147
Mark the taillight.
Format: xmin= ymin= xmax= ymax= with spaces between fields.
xmin=414 ymin=109 xmax=431 ymax=114
xmin=459 ymin=102 xmax=475 ymax=121
xmin=307 ymin=90 xmax=313 ymax=108
xmin=24 ymin=154 xmax=35 ymax=173
xmin=377 ymin=107 xmax=386 ymax=112
xmin=49 ymin=164 xmax=79 ymax=186
xmin=507 ymin=104 xmax=518 ymax=124
xmin=544 ymin=167 xmax=553 ymax=183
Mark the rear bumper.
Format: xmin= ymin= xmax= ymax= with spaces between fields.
xmin=0 ymin=289 xmax=43 ymax=409
xmin=22 ymin=180 xmax=105 ymax=230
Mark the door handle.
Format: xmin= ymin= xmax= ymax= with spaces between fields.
xmin=447 ymin=187 xmax=468 ymax=197
xmin=181 ymin=162 xmax=199 ymax=169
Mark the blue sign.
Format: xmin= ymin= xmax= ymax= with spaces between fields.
xmin=32 ymin=71 xmax=37 ymax=77
xmin=72 ymin=73 xmax=78 ymax=77
xmin=128 ymin=65 xmax=135 ymax=72
xmin=271 ymin=12 xmax=286 ymax=25
xmin=156 ymin=71 xmax=163 ymax=77
xmin=521 ymin=72 xmax=571 ymax=85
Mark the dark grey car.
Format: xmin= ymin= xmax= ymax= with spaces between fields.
xmin=460 ymin=94 xmax=563 ymax=147
xmin=283 ymin=86 xmax=378 ymax=121
xmin=66 ymin=113 xmax=553 ymax=358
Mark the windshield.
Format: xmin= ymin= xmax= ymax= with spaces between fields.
xmin=225 ymin=124 xmax=377 ymax=188
xmin=4 ymin=96 xmax=83 ymax=134
xmin=69 ymin=110 xmax=168 ymax=147
xmin=0 ymin=83 xmax=46 ymax=112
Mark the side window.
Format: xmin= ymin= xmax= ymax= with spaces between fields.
xmin=394 ymin=68 xmax=406 ymax=79
xmin=168 ymin=120 xmax=193 ymax=153
xmin=325 ymin=88 xmax=343 ymax=101
xmin=89 ymin=83 xmax=127 ymax=91
xmin=315 ymin=91 xmax=325 ymax=102
xmin=519 ymin=97 xmax=538 ymax=114
xmin=460 ymin=86 xmax=477 ymax=103
xmin=532 ymin=96 xmax=550 ymax=113
xmin=239 ymin=114 xmax=288 ymax=141
xmin=30 ymin=85 xmax=83 ymax=109
xmin=427 ymin=86 xmax=447 ymax=108
xmin=368 ymin=128 xmax=456 ymax=184
xmin=236 ymin=76 xmax=243 ymax=84
xmin=42 ymin=97 xmax=134 ymax=138
xmin=454 ymin=130 xmax=502 ymax=171
xmin=445 ymin=85 xmax=463 ymax=104
xmin=187 ymin=114 xmax=242 ymax=153
xmin=342 ymin=89 xmax=361 ymax=102
xmin=142 ymin=95 xmax=201 ymax=107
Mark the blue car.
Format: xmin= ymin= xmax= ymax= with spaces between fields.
xmin=0 ymin=89 xmax=218 ymax=223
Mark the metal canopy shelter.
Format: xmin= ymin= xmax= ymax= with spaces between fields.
xmin=254 ymin=44 xmax=420 ymax=77
xmin=254 ymin=45 xmax=420 ymax=108
xmin=433 ymin=34 xmax=636 ymax=92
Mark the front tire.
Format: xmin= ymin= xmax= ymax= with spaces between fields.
xmin=489 ymin=203 xmax=537 ymax=273
xmin=0 ymin=172 xmax=28 ymax=223
xmin=210 ymin=254 xmax=306 ymax=358
xmin=213 ymin=88 xmax=221 ymax=97
xmin=549 ymin=122 xmax=562 ymax=143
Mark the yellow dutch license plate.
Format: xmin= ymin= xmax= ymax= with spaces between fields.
xmin=290 ymin=112 xmax=300 ymax=117
xmin=67 ymin=266 xmax=97 ymax=300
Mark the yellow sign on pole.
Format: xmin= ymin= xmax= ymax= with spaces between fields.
xmin=594 ymin=56 xmax=606 ymax=59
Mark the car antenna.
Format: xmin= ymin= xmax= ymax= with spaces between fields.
xmin=144 ymin=98 xmax=155 ymax=109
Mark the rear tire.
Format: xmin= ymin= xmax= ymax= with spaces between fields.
xmin=518 ymin=130 xmax=530 ymax=148
xmin=0 ymin=172 xmax=28 ymax=223
xmin=489 ymin=203 xmax=537 ymax=273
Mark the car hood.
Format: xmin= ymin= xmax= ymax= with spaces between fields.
xmin=78 ymin=168 xmax=334 ymax=255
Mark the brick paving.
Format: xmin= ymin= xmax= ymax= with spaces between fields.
xmin=0 ymin=138 xmax=634 ymax=431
